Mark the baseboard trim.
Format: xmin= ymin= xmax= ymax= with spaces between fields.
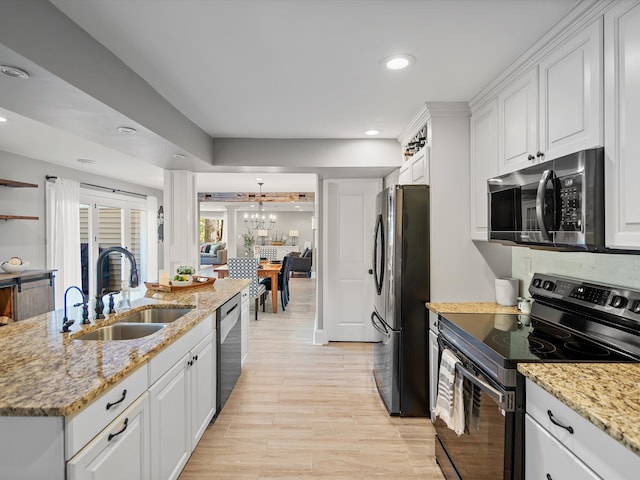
xmin=314 ymin=329 xmax=328 ymax=345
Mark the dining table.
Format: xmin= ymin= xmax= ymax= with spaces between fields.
xmin=214 ymin=262 xmax=282 ymax=313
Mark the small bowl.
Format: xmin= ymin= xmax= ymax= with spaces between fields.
xmin=1 ymin=261 xmax=30 ymax=273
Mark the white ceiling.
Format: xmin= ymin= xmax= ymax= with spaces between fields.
xmin=0 ymin=0 xmax=580 ymax=191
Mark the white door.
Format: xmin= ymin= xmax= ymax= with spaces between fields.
xmin=323 ymin=179 xmax=382 ymax=341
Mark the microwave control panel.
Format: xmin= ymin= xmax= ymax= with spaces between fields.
xmin=558 ymin=174 xmax=582 ymax=231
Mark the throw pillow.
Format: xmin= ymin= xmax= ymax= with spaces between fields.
xmin=205 ymin=244 xmax=212 ymax=253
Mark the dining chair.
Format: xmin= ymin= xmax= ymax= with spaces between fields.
xmin=260 ymin=255 xmax=292 ymax=311
xmin=227 ymin=258 xmax=266 ymax=320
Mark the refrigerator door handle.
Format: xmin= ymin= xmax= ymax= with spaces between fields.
xmin=372 ymin=214 xmax=385 ymax=295
xmin=371 ymin=311 xmax=389 ymax=337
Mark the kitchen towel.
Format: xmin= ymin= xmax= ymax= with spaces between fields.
xmin=433 ymin=348 xmax=465 ymax=435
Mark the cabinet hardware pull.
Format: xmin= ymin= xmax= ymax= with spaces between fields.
xmin=108 ymin=418 xmax=129 ymax=441
xmin=537 ymin=151 xmax=545 ymax=158
xmin=188 ymin=360 xmax=193 ymax=366
xmin=547 ymin=409 xmax=574 ymax=434
xmin=528 ymin=154 xmax=535 ymax=161
xmin=106 ymin=389 xmax=127 ymax=410
xmin=193 ymin=355 xmax=198 ymax=361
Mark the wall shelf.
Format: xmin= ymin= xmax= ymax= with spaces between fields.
xmin=1 ymin=178 xmax=39 ymax=220
xmin=0 ymin=178 xmax=38 ymax=188
xmin=0 ymin=215 xmax=39 ymax=221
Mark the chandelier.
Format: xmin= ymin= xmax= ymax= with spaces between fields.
xmin=244 ymin=181 xmax=276 ymax=230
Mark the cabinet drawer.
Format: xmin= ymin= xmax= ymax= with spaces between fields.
xmin=526 ymin=379 xmax=640 ymax=480
xmin=67 ymin=392 xmax=150 ymax=480
xmin=65 ymin=365 xmax=148 ymax=460
xmin=148 ymin=314 xmax=213 ymax=384
xmin=525 ymin=414 xmax=600 ymax=480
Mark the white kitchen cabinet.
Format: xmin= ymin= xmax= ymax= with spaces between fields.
xmin=470 ymin=98 xmax=498 ymax=240
xmin=525 ymin=414 xmax=601 ymax=480
xmin=398 ymin=146 xmax=429 ymax=185
xmin=190 ymin=332 xmax=216 ymax=448
xmin=605 ymin=0 xmax=640 ymax=249
xmin=498 ymin=67 xmax=539 ymax=173
xmin=149 ymin=330 xmax=215 ymax=480
xmin=149 ymin=353 xmax=191 ymax=480
xmin=428 ymin=327 xmax=439 ymax=421
xmin=240 ymin=286 xmax=249 ymax=366
xmin=525 ymin=379 xmax=640 ymax=480
xmin=539 ymin=18 xmax=603 ymax=161
xmin=497 ymin=18 xmax=603 ymax=175
xmin=67 ymin=392 xmax=150 ymax=480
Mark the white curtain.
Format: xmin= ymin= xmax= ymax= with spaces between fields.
xmin=46 ymin=177 xmax=81 ymax=309
xmin=146 ymin=195 xmax=158 ymax=282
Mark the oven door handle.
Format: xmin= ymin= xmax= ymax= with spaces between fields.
xmin=455 ymin=363 xmax=514 ymax=412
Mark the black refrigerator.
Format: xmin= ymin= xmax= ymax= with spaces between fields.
xmin=370 ymin=184 xmax=429 ymax=416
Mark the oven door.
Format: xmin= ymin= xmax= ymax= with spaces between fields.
xmin=434 ymin=338 xmax=515 ymax=480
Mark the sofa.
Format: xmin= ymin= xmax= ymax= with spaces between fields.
xmin=200 ymin=242 xmax=228 ymax=265
xmin=289 ymin=248 xmax=312 ymax=277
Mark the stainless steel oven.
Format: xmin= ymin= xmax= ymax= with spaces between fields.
xmin=434 ymin=273 xmax=640 ymax=480
xmin=435 ymin=334 xmax=517 ymax=480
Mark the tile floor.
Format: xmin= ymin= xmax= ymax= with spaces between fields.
xmin=179 ymin=277 xmax=444 ymax=479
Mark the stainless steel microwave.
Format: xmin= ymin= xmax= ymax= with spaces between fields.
xmin=487 ymin=147 xmax=605 ymax=251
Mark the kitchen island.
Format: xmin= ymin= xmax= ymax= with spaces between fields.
xmin=0 ymin=278 xmax=250 ymax=480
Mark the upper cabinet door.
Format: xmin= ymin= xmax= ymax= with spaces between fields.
xmin=470 ymin=98 xmax=498 ymax=240
xmin=539 ymin=19 xmax=603 ymax=161
xmin=498 ymin=67 xmax=539 ymax=174
xmin=605 ymin=1 xmax=640 ymax=249
xmin=410 ymin=146 xmax=430 ymax=185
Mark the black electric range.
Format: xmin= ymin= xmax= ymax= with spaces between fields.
xmin=434 ymin=273 xmax=640 ymax=480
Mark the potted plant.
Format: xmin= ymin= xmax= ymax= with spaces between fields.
xmin=242 ymin=231 xmax=255 ymax=257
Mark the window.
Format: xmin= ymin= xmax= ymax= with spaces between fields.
xmin=80 ymin=189 xmax=154 ymax=303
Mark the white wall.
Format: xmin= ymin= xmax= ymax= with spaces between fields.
xmin=232 ymin=210 xmax=313 ymax=258
xmin=427 ymin=106 xmax=512 ymax=302
xmin=0 ymin=150 xmax=162 ymax=269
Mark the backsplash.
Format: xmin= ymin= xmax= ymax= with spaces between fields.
xmin=512 ymin=248 xmax=640 ymax=296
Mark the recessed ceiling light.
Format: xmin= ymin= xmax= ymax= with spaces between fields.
xmin=172 ymin=153 xmax=186 ymax=160
xmin=365 ymin=129 xmax=380 ymax=136
xmin=0 ymin=116 xmax=7 ymax=123
xmin=117 ymin=126 xmax=137 ymax=134
xmin=0 ymin=65 xmax=30 ymax=79
xmin=382 ymin=54 xmax=416 ymax=71
xmin=77 ymin=158 xmax=96 ymax=165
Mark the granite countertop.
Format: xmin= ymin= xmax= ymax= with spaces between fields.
xmin=518 ymin=363 xmax=640 ymax=456
xmin=0 ymin=278 xmax=250 ymax=417
xmin=426 ymin=301 xmax=520 ymax=315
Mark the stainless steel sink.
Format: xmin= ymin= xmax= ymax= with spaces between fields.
xmin=115 ymin=307 xmax=193 ymax=324
xmin=75 ymin=323 xmax=165 ymax=341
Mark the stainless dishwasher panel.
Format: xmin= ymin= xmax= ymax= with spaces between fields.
xmin=216 ymin=293 xmax=241 ymax=414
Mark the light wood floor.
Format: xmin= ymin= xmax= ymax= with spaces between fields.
xmin=180 ymin=277 xmax=444 ymax=479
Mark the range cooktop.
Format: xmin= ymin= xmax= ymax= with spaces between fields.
xmin=439 ymin=312 xmax=636 ymax=364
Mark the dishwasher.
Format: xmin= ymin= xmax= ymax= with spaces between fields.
xmin=216 ymin=293 xmax=241 ymax=414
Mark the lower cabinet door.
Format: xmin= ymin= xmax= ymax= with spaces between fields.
xmin=190 ymin=332 xmax=216 ymax=449
xmin=149 ymin=353 xmax=191 ymax=480
xmin=67 ymin=392 xmax=150 ymax=480
xmin=525 ymin=414 xmax=601 ymax=480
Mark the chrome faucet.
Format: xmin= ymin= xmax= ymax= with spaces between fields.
xmin=95 ymin=246 xmax=139 ymax=319
xmin=61 ymin=285 xmax=88 ymax=332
